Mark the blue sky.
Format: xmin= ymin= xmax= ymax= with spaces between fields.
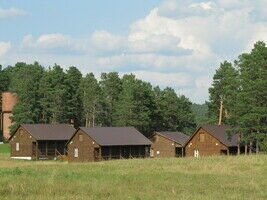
xmin=0 ymin=0 xmax=266 ymax=103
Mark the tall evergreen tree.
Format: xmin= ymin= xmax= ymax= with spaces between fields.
xmin=232 ymin=41 xmax=267 ymax=153
xmin=65 ymin=66 xmax=82 ymax=127
xmin=9 ymin=62 xmax=44 ymax=132
xmin=0 ymin=65 xmax=11 ymax=92
xmin=80 ymin=73 xmax=103 ymax=127
xmin=153 ymin=87 xmax=195 ymax=134
xmin=112 ymin=74 xmax=155 ymax=136
xmin=99 ymin=72 xmax=122 ymax=126
xmin=207 ymin=61 xmax=239 ymax=124
xmin=39 ymin=64 xmax=68 ymax=123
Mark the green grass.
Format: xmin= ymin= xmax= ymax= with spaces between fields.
xmin=0 ymin=143 xmax=10 ymax=153
xmin=0 ymin=154 xmax=267 ymax=200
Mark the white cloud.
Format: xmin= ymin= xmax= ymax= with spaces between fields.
xmin=0 ymin=8 xmax=26 ymax=19
xmin=91 ymin=30 xmax=127 ymax=52
xmin=121 ymin=71 xmax=191 ymax=88
xmin=1 ymin=0 xmax=267 ymax=103
xmin=177 ymin=75 xmax=212 ymax=103
xmin=0 ymin=42 xmax=11 ymax=56
xmin=20 ymin=34 xmax=86 ymax=54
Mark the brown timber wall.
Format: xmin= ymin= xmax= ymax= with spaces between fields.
xmin=9 ymin=127 xmax=36 ymax=158
xmin=185 ymin=128 xmax=228 ymax=157
xmin=1 ymin=92 xmax=17 ymax=141
xmin=68 ymin=130 xmax=100 ymax=162
xmin=151 ymin=134 xmax=182 ymax=158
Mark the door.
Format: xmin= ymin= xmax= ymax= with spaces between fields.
xmin=94 ymin=148 xmax=100 ymax=161
xmin=32 ymin=142 xmax=37 ymax=157
xmin=175 ymin=147 xmax=183 ymax=157
xmin=194 ymin=149 xmax=200 ymax=157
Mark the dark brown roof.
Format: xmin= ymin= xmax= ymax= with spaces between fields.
xmin=80 ymin=127 xmax=152 ymax=146
xmin=21 ymin=124 xmax=76 ymax=140
xmin=201 ymin=125 xmax=239 ymax=147
xmin=157 ymin=132 xmax=190 ymax=146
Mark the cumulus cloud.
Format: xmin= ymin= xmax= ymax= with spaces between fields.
xmin=20 ymin=34 xmax=87 ymax=54
xmin=0 ymin=8 xmax=26 ymax=19
xmin=121 ymin=71 xmax=192 ymax=88
xmin=0 ymin=42 xmax=11 ymax=56
xmin=2 ymin=0 xmax=267 ymax=103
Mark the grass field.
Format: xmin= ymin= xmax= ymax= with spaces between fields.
xmin=0 ymin=144 xmax=267 ymax=200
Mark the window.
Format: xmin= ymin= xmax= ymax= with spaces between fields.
xmin=194 ymin=149 xmax=200 ymax=157
xmin=74 ymin=148 xmax=79 ymax=158
xmin=16 ymin=143 xmax=20 ymax=151
xmin=199 ymin=133 xmax=205 ymax=142
xmin=78 ymin=134 xmax=83 ymax=142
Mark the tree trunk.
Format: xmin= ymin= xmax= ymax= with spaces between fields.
xmin=245 ymin=144 xmax=247 ymax=155
xmin=256 ymin=140 xmax=259 ymax=154
xmin=249 ymin=141 xmax=252 ymax=155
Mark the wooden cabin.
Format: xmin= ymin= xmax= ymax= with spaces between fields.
xmin=67 ymin=127 xmax=152 ymax=162
xmin=9 ymin=124 xmax=76 ymax=160
xmin=150 ymin=132 xmax=189 ymax=158
xmin=185 ymin=125 xmax=240 ymax=157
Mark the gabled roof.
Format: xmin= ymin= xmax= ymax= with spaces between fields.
xmin=79 ymin=127 xmax=152 ymax=146
xmin=156 ymin=132 xmax=190 ymax=146
xmin=17 ymin=124 xmax=76 ymax=141
xmin=187 ymin=125 xmax=239 ymax=147
xmin=201 ymin=125 xmax=239 ymax=147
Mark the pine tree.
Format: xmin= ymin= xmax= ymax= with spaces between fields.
xmin=39 ymin=64 xmax=68 ymax=123
xmin=99 ymin=72 xmax=122 ymax=126
xmin=65 ymin=66 xmax=82 ymax=126
xmin=9 ymin=62 xmax=44 ymax=132
xmin=153 ymin=87 xmax=195 ymax=134
xmin=232 ymin=41 xmax=267 ymax=153
xmin=80 ymin=73 xmax=103 ymax=127
xmin=207 ymin=61 xmax=239 ymax=125
xmin=112 ymin=74 xmax=155 ymax=136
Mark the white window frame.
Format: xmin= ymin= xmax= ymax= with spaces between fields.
xmin=16 ymin=143 xmax=20 ymax=151
xmin=194 ymin=149 xmax=200 ymax=157
xmin=74 ymin=148 xmax=79 ymax=158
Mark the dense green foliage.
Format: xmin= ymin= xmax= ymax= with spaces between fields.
xmin=207 ymin=41 xmax=267 ymax=150
xmin=191 ymin=103 xmax=209 ymax=125
xmin=0 ymin=154 xmax=267 ymax=200
xmin=0 ymin=63 xmax=196 ymax=136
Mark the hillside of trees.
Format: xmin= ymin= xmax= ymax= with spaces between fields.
xmin=206 ymin=41 xmax=267 ymax=152
xmin=0 ymin=64 xmax=196 ymax=137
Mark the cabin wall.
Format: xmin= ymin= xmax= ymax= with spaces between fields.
xmin=185 ymin=128 xmax=228 ymax=157
xmin=151 ymin=134 xmax=182 ymax=158
xmin=68 ymin=130 xmax=100 ymax=162
xmin=9 ymin=127 xmax=36 ymax=158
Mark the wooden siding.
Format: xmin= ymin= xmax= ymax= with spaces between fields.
xmin=9 ymin=127 xmax=36 ymax=158
xmin=185 ymin=128 xmax=228 ymax=157
xmin=151 ymin=134 xmax=182 ymax=158
xmin=68 ymin=130 xmax=100 ymax=162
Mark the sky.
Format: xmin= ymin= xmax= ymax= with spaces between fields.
xmin=0 ymin=0 xmax=266 ymax=104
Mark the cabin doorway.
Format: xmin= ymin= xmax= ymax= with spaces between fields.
xmin=175 ymin=147 xmax=183 ymax=157
xmin=32 ymin=142 xmax=37 ymax=157
xmin=94 ymin=148 xmax=100 ymax=161
xmin=194 ymin=149 xmax=200 ymax=157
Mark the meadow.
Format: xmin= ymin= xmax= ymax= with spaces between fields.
xmin=0 ymin=144 xmax=267 ymax=200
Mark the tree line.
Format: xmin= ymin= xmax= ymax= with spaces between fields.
xmin=0 ymin=63 xmax=196 ymax=136
xmin=207 ymin=41 xmax=267 ymax=152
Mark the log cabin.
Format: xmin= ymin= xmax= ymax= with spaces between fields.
xmin=150 ymin=132 xmax=189 ymax=158
xmin=185 ymin=125 xmax=240 ymax=157
xmin=9 ymin=124 xmax=76 ymax=160
xmin=67 ymin=127 xmax=152 ymax=162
